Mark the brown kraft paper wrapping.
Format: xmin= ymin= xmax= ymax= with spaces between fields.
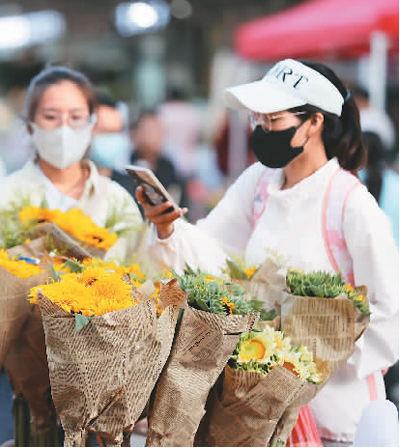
xmin=0 ymin=264 xmax=48 ymax=366
xmin=269 ymin=359 xmax=332 ymax=446
xmin=280 ymin=292 xmax=370 ymax=374
xmin=3 ymin=239 xmax=54 ymax=432
xmin=146 ymin=306 xmax=259 ymax=447
xmin=37 ymin=279 xmax=184 ymax=447
xmin=269 ymin=378 xmax=322 ymax=446
xmin=4 ymin=305 xmax=55 ymax=433
xmin=233 ymin=258 xmax=287 ymax=313
xmin=206 ymin=364 xmax=315 ymax=447
xmin=268 ymin=291 xmax=369 ymax=445
xmin=34 ymin=222 xmax=105 ymax=260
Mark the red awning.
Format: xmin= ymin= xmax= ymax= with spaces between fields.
xmin=235 ymin=0 xmax=399 ymax=61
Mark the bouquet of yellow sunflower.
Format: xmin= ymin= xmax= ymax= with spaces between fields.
xmin=0 ymin=199 xmax=120 ymax=260
xmin=145 ymin=264 xmax=259 ymax=448
xmin=19 ymin=206 xmax=118 ymax=259
xmin=31 ymin=258 xmax=185 ymax=447
xmin=204 ymin=326 xmax=327 ymax=447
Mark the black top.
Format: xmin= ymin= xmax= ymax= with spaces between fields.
xmin=112 ymin=153 xmax=188 ymax=218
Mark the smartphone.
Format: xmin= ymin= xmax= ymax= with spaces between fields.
xmin=126 ymin=165 xmax=178 ymax=214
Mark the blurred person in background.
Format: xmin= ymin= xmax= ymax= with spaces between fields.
xmin=0 ymin=66 xmax=143 ymax=263
xmin=352 ymin=85 xmax=396 ymax=154
xmin=111 ymin=110 xmax=188 ymax=219
xmin=214 ymin=111 xmax=257 ymax=177
xmin=138 ymin=59 xmax=398 ymax=447
xmin=158 ymin=86 xmax=201 ymax=180
xmin=360 ymin=131 xmax=399 ymax=247
xmin=0 ymin=94 xmax=32 ymax=175
xmin=90 ymin=92 xmax=131 ymax=177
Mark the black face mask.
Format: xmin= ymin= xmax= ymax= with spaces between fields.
xmin=250 ymin=121 xmax=307 ymax=169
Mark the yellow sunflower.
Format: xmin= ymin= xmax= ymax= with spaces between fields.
xmin=237 ymin=331 xmax=275 ymax=363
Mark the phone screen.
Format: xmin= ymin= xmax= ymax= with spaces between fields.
xmin=127 ymin=167 xmax=176 ymax=214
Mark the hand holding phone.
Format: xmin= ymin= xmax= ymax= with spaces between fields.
xmin=126 ymin=165 xmax=179 ymax=214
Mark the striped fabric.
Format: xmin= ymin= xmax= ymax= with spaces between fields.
xmin=286 ymin=406 xmax=322 ymax=447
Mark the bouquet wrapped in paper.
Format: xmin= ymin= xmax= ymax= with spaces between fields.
xmin=30 ymin=258 xmax=185 ymax=447
xmin=205 ymin=325 xmax=328 ymax=447
xmin=4 ymin=252 xmax=85 ymax=441
xmin=146 ymin=265 xmax=259 ymax=447
xmin=268 ymin=269 xmax=370 ymax=445
xmin=19 ymin=205 xmax=120 ymax=259
xmin=224 ymin=256 xmax=370 ymax=446
xmin=0 ymin=246 xmax=48 ymax=366
xmin=0 ymin=200 xmax=122 ymax=260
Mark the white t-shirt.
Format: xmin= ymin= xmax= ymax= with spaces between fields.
xmin=148 ymin=157 xmax=399 ymax=442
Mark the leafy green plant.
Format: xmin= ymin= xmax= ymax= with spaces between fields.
xmin=286 ymin=269 xmax=369 ymax=315
xmin=174 ymin=264 xmax=257 ymax=316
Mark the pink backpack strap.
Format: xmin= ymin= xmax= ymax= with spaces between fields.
xmin=253 ymin=167 xmax=277 ymax=228
xmin=322 ymin=168 xmax=361 ymax=286
xmin=323 ymin=168 xmax=379 ymax=402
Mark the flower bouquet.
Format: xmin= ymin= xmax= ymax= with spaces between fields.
xmin=0 ymin=245 xmax=54 ymax=445
xmin=0 ymin=248 xmax=48 ymax=366
xmin=205 ymin=325 xmax=327 ymax=447
xmin=0 ymin=200 xmax=120 ymax=260
xmin=146 ymin=265 xmax=259 ymax=447
xmin=20 ymin=206 xmax=118 ymax=259
xmin=268 ymin=269 xmax=370 ymax=446
xmin=281 ymin=269 xmax=369 ymax=373
xmin=32 ymin=258 xmax=185 ymax=447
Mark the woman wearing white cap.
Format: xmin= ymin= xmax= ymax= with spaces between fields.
xmin=137 ymin=59 xmax=398 ymax=446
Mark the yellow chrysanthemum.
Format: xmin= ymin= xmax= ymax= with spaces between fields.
xmin=237 ymin=332 xmax=275 ymax=363
xmin=233 ymin=325 xmax=322 ymax=384
xmin=0 ymin=249 xmax=43 ymax=279
xmin=221 ymin=296 xmax=236 ymax=315
xmin=280 ymin=351 xmax=305 ymax=379
xmin=244 ymin=267 xmax=258 ymax=279
xmin=279 ymin=349 xmax=322 ymax=383
xmin=273 ymin=331 xmax=292 ymax=352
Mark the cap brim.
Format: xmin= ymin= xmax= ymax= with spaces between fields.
xmin=223 ymin=80 xmax=306 ymax=114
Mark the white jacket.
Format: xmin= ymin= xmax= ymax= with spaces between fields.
xmin=0 ymin=160 xmax=143 ymax=263
xmin=148 ymin=157 xmax=399 ymax=442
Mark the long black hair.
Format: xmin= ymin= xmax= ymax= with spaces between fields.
xmin=291 ymin=60 xmax=367 ymax=173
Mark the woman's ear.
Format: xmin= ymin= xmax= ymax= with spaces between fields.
xmin=307 ymin=112 xmax=324 ymax=137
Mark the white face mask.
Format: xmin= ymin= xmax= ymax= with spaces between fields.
xmin=30 ymin=123 xmax=93 ymax=169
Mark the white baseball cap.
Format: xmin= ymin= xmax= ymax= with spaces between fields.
xmin=224 ymin=59 xmax=344 ymax=116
